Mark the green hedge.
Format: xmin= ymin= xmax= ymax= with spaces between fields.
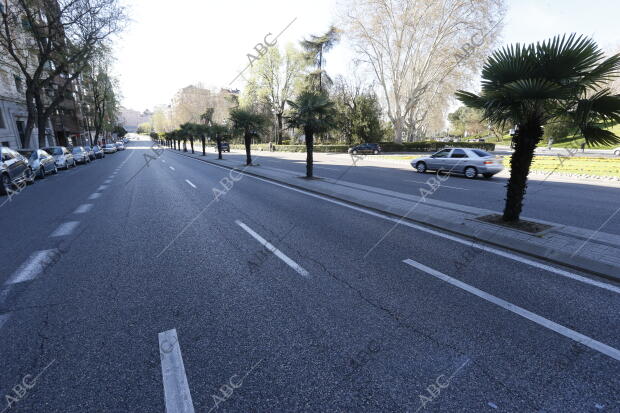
xmin=230 ymin=141 xmax=495 ymax=153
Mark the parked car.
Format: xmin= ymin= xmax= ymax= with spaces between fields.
xmin=348 ymin=143 xmax=382 ymax=155
xmin=614 ymin=147 xmax=620 ymax=156
xmin=72 ymin=146 xmax=91 ymax=164
xmin=83 ymin=146 xmax=96 ymax=160
xmin=92 ymin=145 xmax=105 ymax=159
xmin=1 ymin=146 xmax=35 ymax=194
xmin=115 ymin=142 xmax=125 ymax=150
xmin=43 ymin=146 xmax=76 ymax=169
xmin=220 ymin=142 xmax=230 ymax=152
xmin=17 ymin=149 xmax=57 ymax=179
xmin=411 ymin=148 xmax=504 ymax=179
xmin=122 ymin=137 xmax=128 ymax=143
xmin=103 ymin=144 xmax=117 ymax=154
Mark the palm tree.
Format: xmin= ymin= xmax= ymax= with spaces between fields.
xmin=210 ymin=123 xmax=229 ymax=160
xmin=180 ymin=123 xmax=199 ymax=154
xmin=456 ymin=34 xmax=620 ymax=222
xmin=200 ymin=108 xmax=215 ymax=156
xmin=229 ymin=108 xmax=268 ymax=165
xmin=287 ymin=91 xmax=337 ymax=178
xmin=300 ymin=26 xmax=340 ymax=92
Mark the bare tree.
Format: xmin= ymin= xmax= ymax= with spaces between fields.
xmin=247 ymin=44 xmax=305 ymax=144
xmin=88 ymin=52 xmax=119 ymax=144
xmin=0 ymin=0 xmax=126 ymax=147
xmin=339 ymin=0 xmax=505 ymax=142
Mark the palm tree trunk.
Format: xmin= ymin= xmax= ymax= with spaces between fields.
xmin=190 ymin=139 xmax=194 ymax=154
xmin=305 ymin=127 xmax=313 ymax=178
xmin=245 ymin=131 xmax=252 ymax=165
xmin=201 ymin=136 xmax=206 ymax=156
xmin=503 ymin=123 xmax=542 ymax=222
xmin=183 ymin=139 xmax=187 ymax=152
xmin=216 ymin=137 xmax=223 ymax=160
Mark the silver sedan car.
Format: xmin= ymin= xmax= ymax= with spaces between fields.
xmin=411 ymin=148 xmax=504 ymax=179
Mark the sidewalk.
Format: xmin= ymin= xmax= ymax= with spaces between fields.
xmin=170 ymin=149 xmax=620 ymax=281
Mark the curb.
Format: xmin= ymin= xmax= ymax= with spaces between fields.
xmin=167 ymin=149 xmax=620 ymax=283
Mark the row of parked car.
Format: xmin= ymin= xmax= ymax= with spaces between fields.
xmin=0 ymin=139 xmax=127 ymax=195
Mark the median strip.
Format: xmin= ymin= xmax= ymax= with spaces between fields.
xmin=236 ymin=220 xmax=309 ymax=277
xmin=403 ymin=259 xmax=620 ymax=362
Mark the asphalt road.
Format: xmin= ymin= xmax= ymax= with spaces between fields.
xmin=215 ymin=149 xmax=620 ymax=235
xmin=0 ymin=138 xmax=618 ymax=412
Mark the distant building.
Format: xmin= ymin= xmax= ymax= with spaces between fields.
xmin=170 ymin=85 xmax=239 ymax=127
xmin=119 ymin=107 xmax=152 ymax=132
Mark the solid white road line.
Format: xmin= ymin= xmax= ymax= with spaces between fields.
xmin=6 ymin=250 xmax=59 ymax=285
xmin=170 ymin=166 xmax=176 ymax=171
xmin=403 ymin=259 xmax=620 ymax=362
xmin=73 ymin=204 xmax=94 ymax=214
xmin=184 ymin=159 xmax=619 ymax=294
xmin=88 ymin=192 xmax=102 ymax=200
xmin=235 ymin=220 xmax=309 ymax=277
xmin=159 ymin=329 xmax=195 ymax=413
xmin=185 ymin=179 xmax=196 ymax=189
xmin=50 ymin=221 xmax=79 ymax=237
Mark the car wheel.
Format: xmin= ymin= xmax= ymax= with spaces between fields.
xmin=464 ymin=166 xmax=478 ymax=179
xmin=53 ymin=166 xmax=58 ymax=174
xmin=415 ymin=162 xmax=427 ymax=173
xmin=373 ymin=150 xmax=379 ymax=155
xmin=26 ymin=168 xmax=35 ymax=185
xmin=0 ymin=173 xmax=11 ymax=195
xmin=483 ymin=173 xmax=494 ymax=179
xmin=615 ymin=150 xmax=620 ymax=156
xmin=38 ymin=167 xmax=46 ymax=179
xmin=352 ymin=150 xmax=358 ymax=155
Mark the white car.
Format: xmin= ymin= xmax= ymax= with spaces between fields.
xmin=411 ymin=148 xmax=504 ymax=179
xmin=42 ymin=146 xmax=76 ymax=169
xmin=103 ymin=144 xmax=117 ymax=154
xmin=614 ymin=147 xmax=620 ymax=156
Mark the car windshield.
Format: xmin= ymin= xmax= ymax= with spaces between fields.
xmin=18 ymin=150 xmax=34 ymax=158
xmin=47 ymin=147 xmax=63 ymax=155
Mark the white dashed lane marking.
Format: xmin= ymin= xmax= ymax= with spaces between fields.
xmin=50 ymin=221 xmax=79 ymax=237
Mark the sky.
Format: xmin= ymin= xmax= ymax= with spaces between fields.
xmin=113 ymin=0 xmax=620 ymax=112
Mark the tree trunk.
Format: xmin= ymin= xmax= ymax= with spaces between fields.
xmin=22 ymin=88 xmax=37 ymax=148
xmin=183 ymin=139 xmax=187 ymax=152
xmin=244 ymin=131 xmax=252 ymax=165
xmin=190 ymin=139 xmax=194 ymax=154
xmin=305 ymin=127 xmax=314 ymax=178
xmin=216 ymin=137 xmax=223 ymax=160
xmin=201 ymin=136 xmax=206 ymax=156
xmin=502 ymin=122 xmax=542 ymax=222
xmin=36 ymin=109 xmax=48 ymax=148
xmin=276 ymin=112 xmax=283 ymax=144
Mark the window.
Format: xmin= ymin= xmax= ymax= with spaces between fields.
xmin=472 ymin=149 xmax=491 ymax=157
xmin=0 ymin=110 xmax=5 ymax=129
xmin=432 ymin=149 xmax=451 ymax=158
xmin=16 ymin=121 xmax=25 ymax=141
xmin=450 ymin=149 xmax=467 ymax=158
xmin=14 ymin=75 xmax=23 ymax=92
